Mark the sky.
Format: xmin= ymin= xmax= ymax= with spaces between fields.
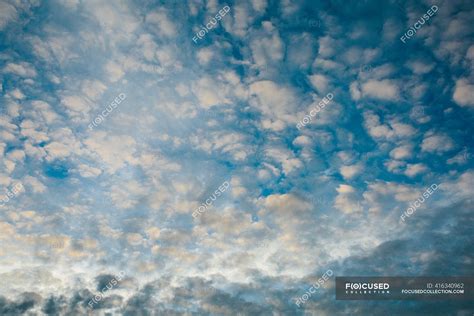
xmin=0 ymin=0 xmax=473 ymax=315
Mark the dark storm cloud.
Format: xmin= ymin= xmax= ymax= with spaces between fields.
xmin=93 ymin=294 xmax=124 ymax=310
xmin=302 ymin=200 xmax=474 ymax=316
xmin=95 ymin=273 xmax=122 ymax=291
xmin=0 ymin=293 xmax=39 ymax=316
xmin=41 ymin=295 xmax=67 ymax=316
xmin=122 ymin=283 xmax=159 ymax=315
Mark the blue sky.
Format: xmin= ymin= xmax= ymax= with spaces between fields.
xmin=0 ymin=0 xmax=473 ymax=314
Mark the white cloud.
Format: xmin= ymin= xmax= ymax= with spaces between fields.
xmin=190 ymin=131 xmax=253 ymax=161
xmin=24 ymin=176 xmax=47 ymax=193
xmin=225 ymin=4 xmax=252 ymax=37
xmin=110 ymin=180 xmax=145 ymax=209
xmin=382 ymin=19 xmax=401 ymax=41
xmin=156 ymin=46 xmax=181 ymax=68
xmin=76 ymin=164 xmax=102 ymax=178
xmin=250 ymin=22 xmax=284 ymax=69
xmin=363 ymin=181 xmax=418 ymax=213
xmin=421 ymin=133 xmax=454 ymax=153
xmin=251 ymin=0 xmax=267 ymax=13
xmin=230 ymin=177 xmax=247 ymax=197
xmin=31 ymin=101 xmax=59 ymax=124
xmin=249 ymin=80 xmax=298 ymax=131
xmin=146 ymin=9 xmax=177 ymax=38
xmin=84 ymin=132 xmax=138 ymax=174
xmin=317 ymin=36 xmax=337 ymax=58
xmin=441 ymin=170 xmax=474 ymax=199
xmin=404 ymin=163 xmax=428 ymax=177
xmin=105 ymin=61 xmax=125 ymax=83
xmin=389 ymin=121 xmax=416 ymax=138
xmin=10 ymin=89 xmax=25 ymax=100
xmin=364 ymin=64 xmax=395 ymax=80
xmin=3 ymin=62 xmax=37 ymax=77
xmin=287 ymin=33 xmax=315 ymax=69
xmin=453 ymin=79 xmax=474 ymax=107
xmin=44 ymin=142 xmax=71 ymax=160
xmin=361 ymin=79 xmax=399 ymax=101
xmin=0 ymin=2 xmax=17 ymax=30
xmin=192 ymin=76 xmax=231 ymax=108
xmin=29 ymin=34 xmax=79 ymax=66
xmin=175 ymin=83 xmax=189 ymax=97
xmin=363 ymin=112 xmax=416 ymax=141
xmin=308 ymin=74 xmax=329 ymax=93
xmin=250 ymin=80 xmax=294 ymax=112
xmin=340 ymin=164 xmax=362 ymax=180
xmin=265 ymin=147 xmax=303 ymax=175
xmin=405 ymin=60 xmax=435 ymax=75
xmin=334 ymin=184 xmax=362 ymax=214
xmin=60 ymin=95 xmax=92 ymax=122
xmin=350 ymin=82 xmax=361 ymax=100
xmin=292 ymin=135 xmax=312 ymax=147
xmin=447 ymin=148 xmax=469 ymax=165
xmin=385 ymin=159 xmax=405 ymax=173
xmin=86 ymin=0 xmax=139 ymax=42
xmin=196 ymin=48 xmax=214 ymax=65
xmin=81 ymin=80 xmax=107 ymax=100
xmin=390 ymin=144 xmax=413 ymax=159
